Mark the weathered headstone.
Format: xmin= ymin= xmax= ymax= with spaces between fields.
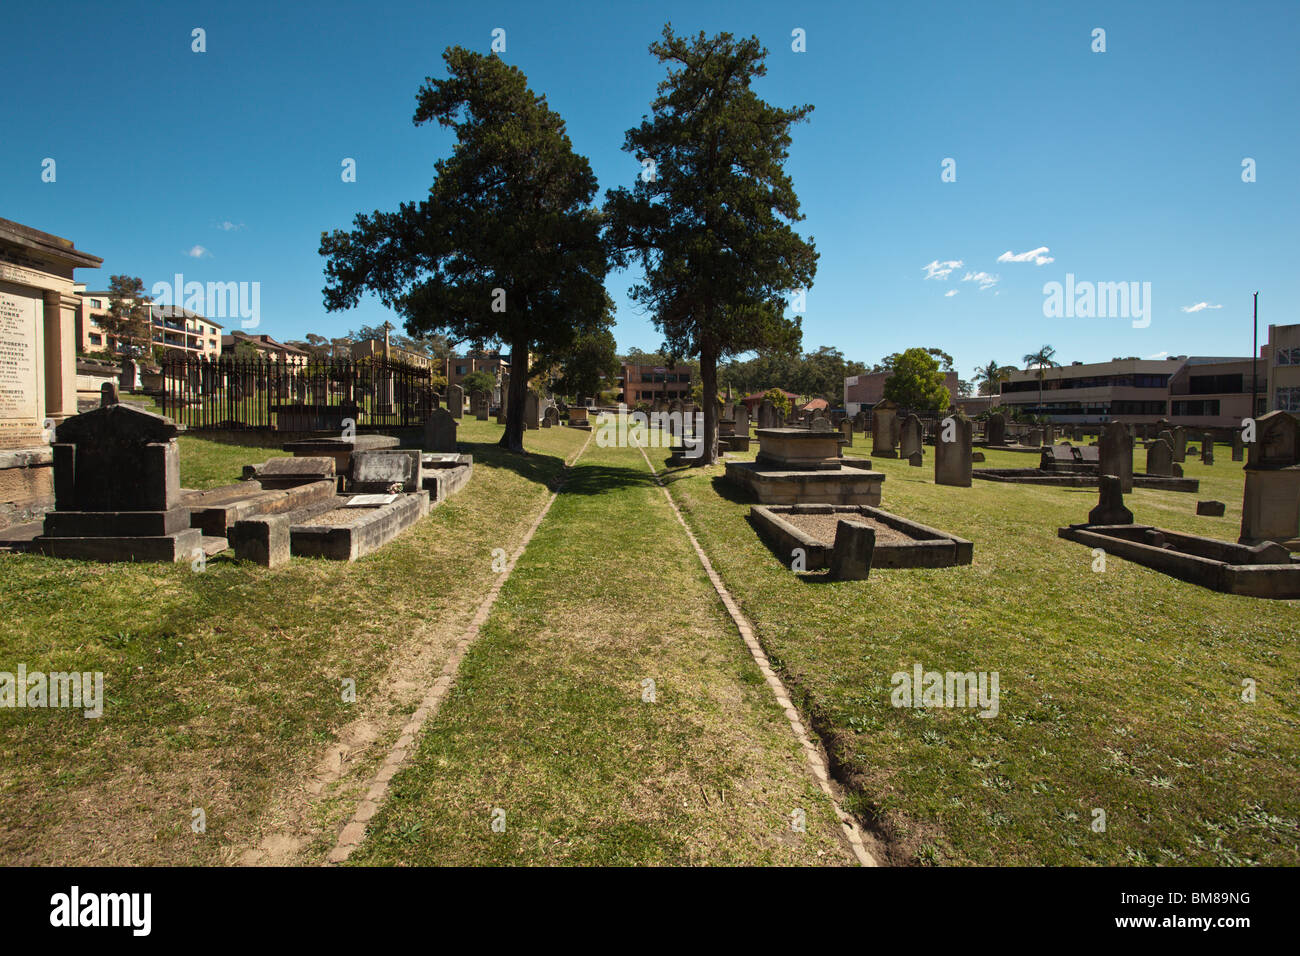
xmin=840 ymin=419 xmax=853 ymax=446
xmin=810 ymin=416 xmax=833 ymax=433
xmin=447 ymin=384 xmax=464 ymax=420
xmin=1201 ymin=435 xmax=1214 ymax=465
xmin=734 ymin=404 xmax=750 ymax=437
xmin=758 ymin=399 xmax=776 ymax=429
xmin=1196 ymin=500 xmax=1226 ymax=517
xmin=1231 ymin=428 xmax=1244 ymax=462
xmin=424 ymin=407 xmax=458 ymax=452
xmin=524 ymin=391 xmax=541 ymax=430
xmin=543 ymin=405 xmax=560 ymax=428
xmin=1239 ymin=410 xmax=1300 ymax=548
xmin=872 ymin=400 xmax=898 ymax=458
xmin=985 ymin=412 xmax=1006 ymax=446
xmin=1043 ymin=424 xmax=1055 ymax=446
xmin=472 ymin=391 xmax=489 ymax=420
xmin=935 ymin=414 xmax=973 ymax=487
xmin=900 ymin=413 xmax=923 ymax=462
xmin=1146 ymin=438 xmax=1175 ymax=477
xmin=1089 ymin=474 xmax=1134 ymax=525
xmin=1171 ymin=425 xmax=1187 ymax=462
xmin=36 ymin=400 xmax=204 ymax=561
xmin=351 ymin=449 xmax=421 ymax=493
xmin=828 ymin=519 xmax=875 ymax=580
xmin=1100 ymin=420 xmax=1133 ymax=493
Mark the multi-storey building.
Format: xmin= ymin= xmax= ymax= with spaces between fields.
xmin=621 ymin=363 xmax=692 ymax=405
xmin=996 ymin=356 xmax=1255 ymax=428
xmin=221 ymin=331 xmax=308 ymax=367
xmin=75 ymin=288 xmax=222 ymax=358
xmin=1264 ymin=323 xmax=1300 ymax=414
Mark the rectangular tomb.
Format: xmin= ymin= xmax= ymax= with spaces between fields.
xmin=287 ymin=491 xmax=430 ymax=562
xmin=1057 ymin=523 xmax=1300 ymax=599
xmin=750 ymin=503 xmax=973 ymax=570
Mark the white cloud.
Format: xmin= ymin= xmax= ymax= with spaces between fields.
xmin=997 ymin=246 xmax=1055 ymax=266
xmin=216 ymin=221 xmax=244 ymax=231
xmin=922 ymin=259 xmax=963 ymax=280
xmin=1146 ymin=350 xmax=1169 ymax=359
xmin=1180 ymin=302 xmax=1222 ymax=313
xmin=944 ymin=289 xmax=958 ymax=297
xmin=185 ymin=245 xmax=211 ymax=258
xmin=962 ymin=270 xmax=1000 ymax=290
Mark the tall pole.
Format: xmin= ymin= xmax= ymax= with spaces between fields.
xmin=1252 ymin=291 xmax=1259 ymax=417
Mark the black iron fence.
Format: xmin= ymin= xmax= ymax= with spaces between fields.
xmin=161 ymin=355 xmax=437 ymax=431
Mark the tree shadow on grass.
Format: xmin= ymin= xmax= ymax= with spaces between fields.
xmin=561 ymin=463 xmax=658 ymax=497
xmin=457 ymin=440 xmax=568 ymax=488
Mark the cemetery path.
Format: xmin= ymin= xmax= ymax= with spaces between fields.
xmin=637 ymin=445 xmax=877 ymax=867
xmin=343 ymin=438 xmax=859 ymax=865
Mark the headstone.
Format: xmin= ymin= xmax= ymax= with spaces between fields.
xmin=810 ymin=416 xmax=833 ymax=433
xmin=351 ymin=449 xmax=421 ymax=493
xmin=1197 ymin=500 xmax=1226 ymax=517
xmin=1239 ymin=410 xmax=1300 ymax=548
xmin=447 ymin=384 xmax=464 ymax=420
xmin=828 ymin=519 xmax=875 ymax=580
xmin=734 ymin=404 xmax=750 ymax=437
xmin=524 ymin=391 xmax=541 ymax=430
xmin=100 ymin=382 xmax=119 ymax=407
xmin=935 ymin=414 xmax=973 ymax=487
xmin=872 ymin=400 xmax=898 ymax=458
xmin=907 ymin=451 xmax=922 ymax=467
xmin=1146 ymin=438 xmax=1175 ymax=477
xmin=1171 ymin=426 xmax=1187 ymax=462
xmin=1025 ymin=428 xmax=1043 ymax=447
xmin=569 ymin=406 xmax=590 ymax=429
xmin=985 ymin=412 xmax=1006 ymax=446
xmin=1100 ymin=420 xmax=1134 ymax=493
xmin=472 ymin=392 xmax=489 ymax=420
xmin=1231 ymin=428 xmax=1244 ymax=462
xmin=900 ymin=414 xmax=923 ymax=462
xmin=424 ymin=407 xmax=458 ymax=452
xmin=1201 ymin=435 xmax=1214 ymax=465
xmin=36 ymin=402 xmax=204 ymax=561
xmin=1043 ymin=424 xmax=1055 ymax=446
xmin=853 ymin=410 xmax=868 ymax=434
xmin=839 ymin=419 xmax=853 ymax=446
xmin=1089 ymin=474 xmax=1134 ymax=526
xmin=758 ymin=399 xmax=776 ymax=429
xmin=543 ymin=406 xmax=560 ymax=428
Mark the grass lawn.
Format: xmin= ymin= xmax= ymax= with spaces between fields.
xmin=660 ymin=434 xmax=1300 ymax=865
xmin=349 ymin=437 xmax=854 ymax=865
xmin=0 ymin=420 xmax=585 ymax=864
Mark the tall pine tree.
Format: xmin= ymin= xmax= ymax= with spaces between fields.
xmin=605 ymin=26 xmax=817 ymax=464
xmin=320 ymin=48 xmax=610 ymax=452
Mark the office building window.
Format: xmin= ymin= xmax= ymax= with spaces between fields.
xmin=1277 ymin=387 xmax=1300 ymax=413
xmin=89 ymin=334 xmax=102 ymax=345
xmin=1276 ymin=347 xmax=1300 ymax=366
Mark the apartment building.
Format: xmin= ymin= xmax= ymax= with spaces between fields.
xmin=76 ymin=288 xmax=222 ymax=358
xmin=221 ymin=331 xmax=309 ymax=366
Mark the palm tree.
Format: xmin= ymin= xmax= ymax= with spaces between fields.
xmin=972 ymin=360 xmax=1011 ymax=397
xmin=1022 ymin=345 xmax=1060 ymax=419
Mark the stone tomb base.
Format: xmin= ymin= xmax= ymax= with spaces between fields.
xmin=286 ymin=491 xmax=430 ymax=562
xmin=420 ymin=453 xmax=474 ymax=503
xmin=32 ymin=508 xmax=224 ymax=562
xmin=750 ymin=504 xmax=973 ymax=570
xmin=725 ymin=461 xmax=883 ymax=506
xmin=1057 ymin=523 xmax=1300 ymax=599
xmin=973 ymin=468 xmax=1199 ymax=492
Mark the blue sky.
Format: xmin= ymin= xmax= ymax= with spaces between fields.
xmin=3 ymin=0 xmax=1296 ymax=380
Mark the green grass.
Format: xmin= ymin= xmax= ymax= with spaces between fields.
xmin=0 ymin=420 xmax=585 ymax=864
xmin=349 ymin=438 xmax=853 ymax=865
xmin=658 ymin=435 xmax=1300 ymax=865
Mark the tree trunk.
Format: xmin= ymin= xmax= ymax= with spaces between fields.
xmin=698 ymin=342 xmax=719 ymax=466
xmin=498 ymin=338 xmax=528 ymax=453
